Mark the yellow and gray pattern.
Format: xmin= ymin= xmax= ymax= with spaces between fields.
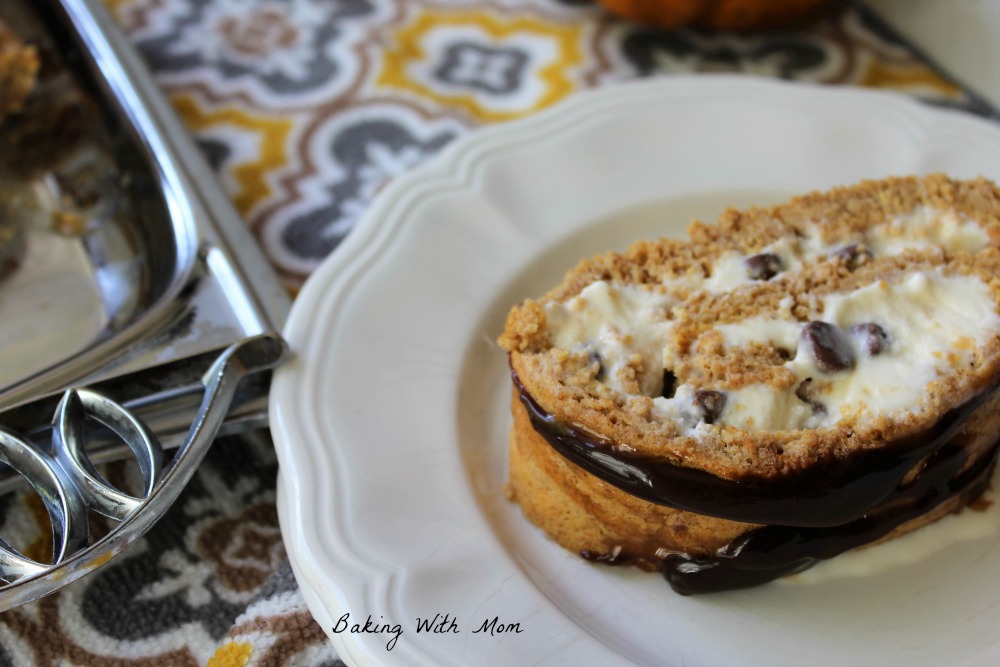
xmin=111 ymin=0 xmax=995 ymax=288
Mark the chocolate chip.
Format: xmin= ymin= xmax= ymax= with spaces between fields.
xmin=801 ymin=321 xmax=856 ymax=373
xmin=830 ymin=244 xmax=873 ymax=271
xmin=745 ymin=253 xmax=783 ymax=280
xmin=693 ymin=390 xmax=727 ymax=424
xmin=794 ymin=378 xmax=816 ymax=402
xmin=588 ymin=351 xmax=606 ymax=381
xmin=851 ymin=323 xmax=889 ymax=355
xmin=661 ymin=369 xmax=678 ymax=399
xmin=794 ymin=378 xmax=827 ymax=415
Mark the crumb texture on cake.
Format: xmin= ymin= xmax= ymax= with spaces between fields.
xmin=500 ymin=175 xmax=1000 ymax=480
xmin=500 ymin=175 xmax=1000 ymax=587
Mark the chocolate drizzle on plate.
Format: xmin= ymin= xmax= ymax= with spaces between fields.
xmin=511 ymin=366 xmax=1000 ymax=594
xmin=661 ymin=441 xmax=996 ymax=594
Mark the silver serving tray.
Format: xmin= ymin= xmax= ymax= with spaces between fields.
xmin=0 ymin=0 xmax=290 ymax=606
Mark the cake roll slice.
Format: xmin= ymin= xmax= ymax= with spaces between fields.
xmin=499 ymin=175 xmax=1000 ymax=594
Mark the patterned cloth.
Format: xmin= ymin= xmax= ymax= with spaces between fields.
xmin=0 ymin=1 xmax=995 ymax=665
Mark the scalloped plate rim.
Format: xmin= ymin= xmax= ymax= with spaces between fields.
xmin=271 ymin=76 xmax=1000 ymax=667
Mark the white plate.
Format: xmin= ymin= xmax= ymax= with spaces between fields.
xmin=270 ymin=76 xmax=1000 ymax=667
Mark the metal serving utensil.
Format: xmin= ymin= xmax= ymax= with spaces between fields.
xmin=0 ymin=0 xmax=293 ymax=607
xmin=0 ymin=334 xmax=287 ymax=608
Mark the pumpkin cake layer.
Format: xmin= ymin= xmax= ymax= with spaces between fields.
xmin=499 ymin=175 xmax=1000 ymax=594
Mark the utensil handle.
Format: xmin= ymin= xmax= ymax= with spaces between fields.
xmin=0 ymin=333 xmax=289 ymax=609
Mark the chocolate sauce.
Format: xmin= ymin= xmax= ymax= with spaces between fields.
xmin=512 ymin=367 xmax=1000 ymax=593
xmin=515 ymin=371 xmax=998 ymax=527
xmin=663 ymin=441 xmax=997 ymax=594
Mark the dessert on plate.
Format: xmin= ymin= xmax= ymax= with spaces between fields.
xmin=499 ymin=174 xmax=1000 ymax=594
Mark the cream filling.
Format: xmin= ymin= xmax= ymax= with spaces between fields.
xmin=716 ymin=271 xmax=999 ymax=431
xmin=701 ymin=251 xmax=752 ymax=293
xmin=544 ymin=281 xmax=675 ymax=397
xmin=546 ymin=271 xmax=998 ymax=433
xmin=697 ymin=206 xmax=988 ymax=294
xmin=868 ymin=206 xmax=991 ymax=256
xmin=811 ymin=272 xmax=989 ymax=419
xmin=715 ymin=314 xmax=800 ymax=351
xmin=542 ymin=207 xmax=994 ymax=431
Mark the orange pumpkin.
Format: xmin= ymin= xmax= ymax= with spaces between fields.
xmin=596 ymin=0 xmax=835 ymax=32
